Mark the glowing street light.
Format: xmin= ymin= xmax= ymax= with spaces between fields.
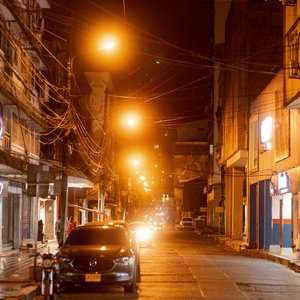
xmin=97 ymin=40 xmax=116 ymax=51
xmin=127 ymin=118 xmax=137 ymax=127
xmin=97 ymin=35 xmax=118 ymax=52
xmin=120 ymin=111 xmax=141 ymax=130
xmin=132 ymin=159 xmax=140 ymax=167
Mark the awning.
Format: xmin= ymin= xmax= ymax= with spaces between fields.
xmin=68 ymin=176 xmax=94 ymax=188
xmin=69 ymin=204 xmax=104 ymax=214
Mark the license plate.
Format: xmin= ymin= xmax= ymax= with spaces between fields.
xmin=85 ymin=273 xmax=101 ymax=282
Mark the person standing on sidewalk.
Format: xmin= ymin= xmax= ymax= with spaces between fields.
xmin=38 ymin=219 xmax=44 ymax=243
xmin=66 ymin=216 xmax=76 ymax=236
xmin=55 ymin=216 xmax=61 ymax=245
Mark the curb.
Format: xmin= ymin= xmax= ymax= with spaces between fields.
xmin=3 ymin=284 xmax=39 ymax=300
xmin=208 ymin=234 xmax=300 ymax=274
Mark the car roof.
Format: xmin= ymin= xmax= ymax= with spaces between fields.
xmin=106 ymin=220 xmax=128 ymax=225
xmin=64 ymin=223 xmax=130 ymax=245
xmin=84 ymin=221 xmax=106 ymax=226
xmin=79 ymin=223 xmax=118 ymax=228
xmin=84 ymin=220 xmax=130 ymax=232
xmin=84 ymin=220 xmax=128 ymax=226
xmin=129 ymin=221 xmax=149 ymax=225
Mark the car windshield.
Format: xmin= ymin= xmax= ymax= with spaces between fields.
xmin=65 ymin=227 xmax=130 ymax=246
xmin=182 ymin=218 xmax=193 ymax=221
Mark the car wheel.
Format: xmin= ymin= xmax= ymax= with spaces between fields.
xmin=124 ymin=268 xmax=138 ymax=293
xmin=137 ymin=263 xmax=141 ymax=283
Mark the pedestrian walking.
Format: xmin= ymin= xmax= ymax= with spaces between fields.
xmin=66 ymin=216 xmax=76 ymax=236
xmin=55 ymin=216 xmax=61 ymax=245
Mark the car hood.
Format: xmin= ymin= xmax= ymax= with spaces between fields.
xmin=58 ymin=245 xmax=133 ymax=259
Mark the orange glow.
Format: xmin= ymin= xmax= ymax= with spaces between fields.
xmin=126 ymin=153 xmax=144 ymax=170
xmin=81 ymin=25 xmax=126 ymax=71
xmin=120 ymin=111 xmax=141 ymax=129
xmin=97 ymin=34 xmax=119 ymax=52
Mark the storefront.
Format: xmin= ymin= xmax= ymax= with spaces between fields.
xmin=249 ymin=179 xmax=272 ymax=250
xmin=0 ymin=180 xmax=22 ymax=251
xmin=269 ymin=171 xmax=300 ymax=257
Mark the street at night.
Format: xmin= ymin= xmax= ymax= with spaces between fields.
xmin=2 ymin=1 xmax=300 ymax=300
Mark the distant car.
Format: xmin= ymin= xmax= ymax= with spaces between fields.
xmin=56 ymin=223 xmax=138 ymax=293
xmin=129 ymin=221 xmax=153 ymax=247
xmin=179 ymin=217 xmax=195 ymax=231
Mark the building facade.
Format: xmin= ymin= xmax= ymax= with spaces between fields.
xmin=0 ymin=0 xmax=52 ymax=251
xmin=0 ymin=1 xmax=113 ymax=252
xmin=214 ymin=0 xmax=300 ymax=258
xmin=215 ymin=0 xmax=283 ymax=241
xmin=174 ymin=121 xmax=209 ymax=223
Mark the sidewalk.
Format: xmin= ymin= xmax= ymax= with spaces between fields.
xmin=0 ymin=240 xmax=58 ymax=299
xmin=202 ymin=231 xmax=300 ymax=274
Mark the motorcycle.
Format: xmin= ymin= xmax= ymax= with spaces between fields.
xmin=36 ymin=252 xmax=58 ymax=300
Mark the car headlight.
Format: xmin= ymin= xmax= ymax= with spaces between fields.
xmin=115 ymin=256 xmax=134 ymax=264
xmin=135 ymin=229 xmax=151 ymax=240
xmin=115 ymin=249 xmax=134 ymax=264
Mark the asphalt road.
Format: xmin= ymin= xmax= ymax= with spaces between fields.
xmin=51 ymin=227 xmax=300 ymax=300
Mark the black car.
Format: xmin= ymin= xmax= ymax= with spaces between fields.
xmin=56 ymin=223 xmax=138 ymax=293
xmin=85 ymin=220 xmax=141 ymax=282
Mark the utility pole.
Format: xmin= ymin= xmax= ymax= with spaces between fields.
xmin=98 ymin=88 xmax=109 ymax=221
xmin=59 ymin=56 xmax=72 ymax=243
xmin=60 ymin=140 xmax=68 ymax=244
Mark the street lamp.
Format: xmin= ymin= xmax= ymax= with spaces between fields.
xmin=60 ymin=36 xmax=118 ymax=241
xmin=97 ymin=34 xmax=119 ymax=52
xmin=120 ymin=111 xmax=141 ymax=131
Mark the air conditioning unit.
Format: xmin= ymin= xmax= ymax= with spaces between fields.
xmin=281 ymin=0 xmax=296 ymax=6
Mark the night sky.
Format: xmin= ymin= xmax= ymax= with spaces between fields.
xmin=46 ymin=0 xmax=214 ymax=131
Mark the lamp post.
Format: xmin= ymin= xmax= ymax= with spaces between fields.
xmin=59 ymin=37 xmax=118 ymax=240
xmin=98 ymin=87 xmax=109 ymax=221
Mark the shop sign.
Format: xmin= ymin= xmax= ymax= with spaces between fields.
xmin=278 ymin=172 xmax=289 ymax=193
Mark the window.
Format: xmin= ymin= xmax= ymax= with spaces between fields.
xmin=31 ymin=130 xmax=40 ymax=157
xmin=260 ymin=116 xmax=272 ymax=151
xmin=288 ymin=29 xmax=300 ymax=78
xmin=11 ymin=114 xmax=23 ymax=147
